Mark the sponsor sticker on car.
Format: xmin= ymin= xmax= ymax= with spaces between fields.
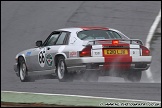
xmin=26 ymin=52 xmax=31 ymax=56
xmin=46 ymin=54 xmax=53 ymax=67
xmin=69 ymin=51 xmax=77 ymax=57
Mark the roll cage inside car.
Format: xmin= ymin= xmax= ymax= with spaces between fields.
xmin=77 ymin=30 xmax=122 ymax=40
xmin=77 ymin=29 xmax=130 ymax=41
xmin=42 ymin=31 xmax=71 ymax=47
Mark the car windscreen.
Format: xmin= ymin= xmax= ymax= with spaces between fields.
xmin=77 ymin=30 xmax=123 ymax=40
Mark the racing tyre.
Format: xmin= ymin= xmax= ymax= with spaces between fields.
xmin=124 ymin=71 xmax=142 ymax=82
xmin=56 ymin=56 xmax=73 ymax=82
xmin=18 ymin=57 xmax=29 ymax=82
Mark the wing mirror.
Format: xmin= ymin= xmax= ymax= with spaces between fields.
xmin=36 ymin=40 xmax=42 ymax=47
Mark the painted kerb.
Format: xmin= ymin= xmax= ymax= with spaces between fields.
xmin=1 ymin=91 xmax=161 ymax=107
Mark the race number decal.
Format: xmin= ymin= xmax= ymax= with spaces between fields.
xmin=38 ymin=48 xmax=46 ymax=67
xmin=46 ymin=54 xmax=53 ymax=67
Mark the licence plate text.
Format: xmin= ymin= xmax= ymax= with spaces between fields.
xmin=104 ymin=49 xmax=128 ymax=55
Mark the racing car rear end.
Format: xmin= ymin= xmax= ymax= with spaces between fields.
xmin=66 ymin=39 xmax=152 ymax=82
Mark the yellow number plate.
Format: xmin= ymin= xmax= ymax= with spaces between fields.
xmin=104 ymin=49 xmax=128 ymax=55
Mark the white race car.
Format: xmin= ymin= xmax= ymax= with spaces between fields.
xmin=14 ymin=26 xmax=152 ymax=82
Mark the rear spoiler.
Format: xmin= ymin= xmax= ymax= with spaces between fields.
xmin=82 ymin=39 xmax=143 ymax=46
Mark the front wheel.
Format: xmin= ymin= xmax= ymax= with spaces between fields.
xmin=124 ymin=71 xmax=142 ymax=82
xmin=18 ymin=58 xmax=28 ymax=82
xmin=56 ymin=56 xmax=73 ymax=82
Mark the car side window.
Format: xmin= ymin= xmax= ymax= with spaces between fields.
xmin=111 ymin=31 xmax=122 ymax=39
xmin=45 ymin=32 xmax=60 ymax=46
xmin=55 ymin=32 xmax=67 ymax=45
xmin=106 ymin=31 xmax=122 ymax=39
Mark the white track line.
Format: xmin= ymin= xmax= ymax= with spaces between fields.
xmin=145 ymin=9 xmax=161 ymax=83
xmin=2 ymin=91 xmax=161 ymax=103
xmin=145 ymin=9 xmax=161 ymax=49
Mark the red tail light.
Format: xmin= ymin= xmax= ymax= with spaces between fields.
xmin=140 ymin=45 xmax=150 ymax=56
xmin=112 ymin=40 xmax=119 ymax=45
xmin=79 ymin=46 xmax=92 ymax=57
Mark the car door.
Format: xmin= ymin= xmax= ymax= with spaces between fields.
xmin=27 ymin=31 xmax=60 ymax=72
xmin=29 ymin=31 xmax=70 ymax=72
xmin=44 ymin=31 xmax=70 ymax=70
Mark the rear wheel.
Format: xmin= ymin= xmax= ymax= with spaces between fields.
xmin=124 ymin=71 xmax=142 ymax=82
xmin=18 ymin=57 xmax=29 ymax=82
xmin=56 ymin=56 xmax=73 ymax=82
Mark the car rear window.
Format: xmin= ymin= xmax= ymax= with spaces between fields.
xmin=77 ymin=30 xmax=122 ymax=40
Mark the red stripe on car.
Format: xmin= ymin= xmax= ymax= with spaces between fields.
xmin=97 ymin=40 xmax=132 ymax=70
xmin=79 ymin=26 xmax=109 ymax=30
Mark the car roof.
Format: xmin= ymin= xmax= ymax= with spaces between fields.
xmin=79 ymin=26 xmax=109 ymax=30
xmin=57 ymin=26 xmax=110 ymax=32
xmin=56 ymin=26 xmax=129 ymax=39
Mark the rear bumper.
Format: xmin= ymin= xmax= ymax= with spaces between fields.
xmin=65 ymin=56 xmax=152 ymax=72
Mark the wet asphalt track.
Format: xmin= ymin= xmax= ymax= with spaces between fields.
xmin=1 ymin=1 xmax=161 ymax=101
